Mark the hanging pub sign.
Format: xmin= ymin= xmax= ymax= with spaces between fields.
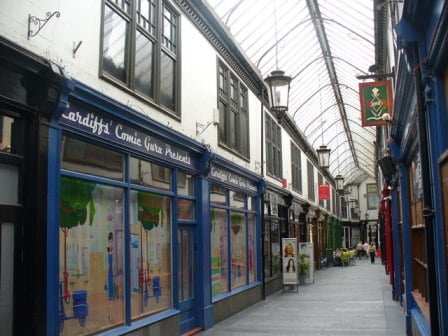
xmin=359 ymin=80 xmax=393 ymax=127
xmin=319 ymin=184 xmax=330 ymax=200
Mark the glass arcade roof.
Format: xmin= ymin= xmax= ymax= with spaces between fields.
xmin=204 ymin=0 xmax=377 ymax=185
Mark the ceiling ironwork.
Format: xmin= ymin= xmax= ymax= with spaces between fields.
xmin=205 ymin=0 xmax=377 ymax=185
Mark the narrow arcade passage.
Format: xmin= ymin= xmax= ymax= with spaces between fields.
xmin=200 ymin=259 xmax=405 ymax=336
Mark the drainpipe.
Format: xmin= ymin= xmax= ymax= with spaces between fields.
xmin=412 ymin=44 xmax=439 ymax=335
xmin=260 ymin=88 xmax=266 ymax=300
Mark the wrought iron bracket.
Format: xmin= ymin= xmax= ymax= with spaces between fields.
xmin=196 ymin=121 xmax=217 ymax=136
xmin=28 ymin=11 xmax=61 ymax=40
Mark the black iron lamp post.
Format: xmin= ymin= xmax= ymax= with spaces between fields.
xmin=264 ymin=70 xmax=292 ymax=124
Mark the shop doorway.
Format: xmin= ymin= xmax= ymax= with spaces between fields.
xmin=178 ymin=225 xmax=198 ymax=333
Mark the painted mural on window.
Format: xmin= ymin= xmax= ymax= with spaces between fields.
xmin=130 ymin=190 xmax=172 ymax=320
xmin=211 ymin=208 xmax=228 ymax=296
xmin=59 ymin=177 xmax=124 ymax=335
xmin=59 ymin=178 xmax=172 ymax=335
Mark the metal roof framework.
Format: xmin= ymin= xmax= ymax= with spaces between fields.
xmin=205 ymin=0 xmax=377 ymax=186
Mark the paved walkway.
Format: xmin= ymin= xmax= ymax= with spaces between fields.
xmin=200 ymin=258 xmax=406 ymax=336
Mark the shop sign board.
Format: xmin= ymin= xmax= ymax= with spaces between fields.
xmin=359 ymin=80 xmax=393 ymax=127
xmin=282 ymin=238 xmax=298 ymax=285
xmin=60 ymin=103 xmax=197 ymax=170
xmin=209 ymin=165 xmax=258 ymax=194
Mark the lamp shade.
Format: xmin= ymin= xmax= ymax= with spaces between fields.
xmin=317 ymin=145 xmax=331 ymax=169
xmin=264 ymin=70 xmax=291 ymax=122
xmin=378 ymin=156 xmax=396 ymax=177
xmin=335 ymin=174 xmax=344 ymax=192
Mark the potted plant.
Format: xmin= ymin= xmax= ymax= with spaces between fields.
xmin=298 ymin=254 xmax=310 ymax=284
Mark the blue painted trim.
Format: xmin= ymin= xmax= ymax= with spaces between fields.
xmin=256 ymin=195 xmax=262 ymax=283
xmin=410 ymin=307 xmax=431 ymax=336
xmin=96 ymin=309 xmax=181 ymax=336
xmin=197 ymin=178 xmax=213 ymax=329
xmin=398 ymin=163 xmax=414 ymax=335
xmin=46 ymin=126 xmax=62 ymax=336
xmin=124 ymin=155 xmax=131 ymax=325
xmin=391 ymin=189 xmax=402 ymax=301
xmin=172 ymin=170 xmax=179 ymax=310
xmin=426 ymin=77 xmax=448 ymax=335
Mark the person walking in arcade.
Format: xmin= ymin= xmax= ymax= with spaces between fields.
xmin=368 ymin=242 xmax=376 ymax=264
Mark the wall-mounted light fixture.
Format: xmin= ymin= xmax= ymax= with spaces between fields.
xmin=264 ymin=70 xmax=291 ymax=124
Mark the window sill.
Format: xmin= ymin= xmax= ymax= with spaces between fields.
xmin=218 ymin=142 xmax=250 ymax=162
xmin=212 ymin=281 xmax=261 ymax=303
xmin=99 ymin=73 xmax=181 ymax=122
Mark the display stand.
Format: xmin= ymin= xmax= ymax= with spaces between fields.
xmin=282 ymin=238 xmax=299 ymax=293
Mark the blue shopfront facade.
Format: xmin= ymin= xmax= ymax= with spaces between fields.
xmin=45 ymin=77 xmax=264 ymax=335
xmin=391 ymin=1 xmax=448 ymax=335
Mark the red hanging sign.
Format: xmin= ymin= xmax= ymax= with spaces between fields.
xmin=319 ymin=185 xmax=330 ymax=200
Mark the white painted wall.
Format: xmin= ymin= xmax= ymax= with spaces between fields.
xmin=0 ymin=1 xmax=339 ymax=215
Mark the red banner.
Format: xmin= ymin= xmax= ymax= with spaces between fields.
xmin=319 ymin=185 xmax=330 ymax=200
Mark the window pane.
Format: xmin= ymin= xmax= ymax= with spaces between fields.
xmin=0 ymin=222 xmax=14 ymax=336
xmin=271 ymin=221 xmax=280 ymax=276
xmin=135 ymin=31 xmax=154 ymax=98
xmin=231 ymin=212 xmax=246 ymax=289
xmin=102 ymin=5 xmax=128 ymax=83
xmin=264 ymin=219 xmax=271 ymax=277
xmin=211 ymin=208 xmax=228 ymax=296
xmin=247 ymin=196 xmax=255 ymax=211
xmin=137 ymin=0 xmax=156 ymax=35
xmin=178 ymin=199 xmax=194 ymax=220
xmin=178 ymin=229 xmax=193 ymax=300
xmin=61 ymin=137 xmax=124 ymax=180
xmin=0 ymin=116 xmax=21 ymax=154
xmin=248 ymin=213 xmax=257 ymax=282
xmin=160 ymin=52 xmax=175 ymax=111
xmin=230 ymin=191 xmax=245 ymax=209
xmin=59 ymin=177 xmax=124 ymax=334
xmin=162 ymin=6 xmax=177 ymax=53
xmin=218 ymin=100 xmax=226 ymax=143
xmin=129 ymin=190 xmax=172 ymax=320
xmin=210 ymin=185 xmax=226 ymax=205
xmin=177 ymin=172 xmax=194 ymax=196
xmin=130 ymin=157 xmax=171 ymax=191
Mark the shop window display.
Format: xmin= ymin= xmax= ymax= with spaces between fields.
xmin=210 ymin=208 xmax=228 ymax=296
xmin=59 ymin=177 xmax=125 ymax=335
xmin=210 ymin=184 xmax=257 ymax=298
xmin=129 ymin=190 xmax=172 ymax=320
xmin=248 ymin=213 xmax=257 ymax=282
xmin=230 ymin=211 xmax=246 ymax=289
xmin=59 ymin=138 xmax=173 ymax=334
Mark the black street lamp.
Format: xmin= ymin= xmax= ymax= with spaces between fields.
xmin=317 ymin=145 xmax=331 ymax=169
xmin=264 ymin=70 xmax=292 ymax=124
xmin=335 ymin=175 xmax=344 ymax=192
